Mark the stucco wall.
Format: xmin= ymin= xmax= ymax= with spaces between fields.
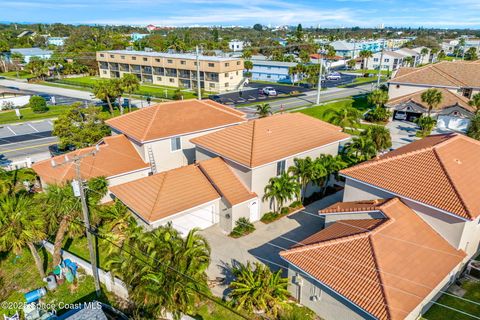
xmin=101 ymin=168 xmax=151 ymax=203
xmin=286 ymin=264 xmax=375 ymax=320
xmin=324 ymin=211 xmax=385 ymax=227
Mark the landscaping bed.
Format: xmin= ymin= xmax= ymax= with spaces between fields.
xmin=229 ymin=217 xmax=255 ymax=238
xmin=261 ymin=201 xmax=304 ymax=224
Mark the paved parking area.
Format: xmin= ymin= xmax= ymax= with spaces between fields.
xmin=386 ymin=120 xmax=419 ymax=149
xmin=0 ymin=120 xmax=53 ymax=144
xmin=200 ymin=191 xmax=343 ymax=297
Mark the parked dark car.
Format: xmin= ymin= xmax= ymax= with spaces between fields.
xmin=35 ymin=93 xmax=52 ymax=101
xmin=208 ymin=95 xmax=223 ymax=103
xmin=48 ymin=144 xmax=75 ymax=157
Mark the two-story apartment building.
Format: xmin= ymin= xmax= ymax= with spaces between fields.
xmin=365 ymin=50 xmax=405 ymax=71
xmin=96 ymin=50 xmax=245 ymax=93
xmin=191 ymin=113 xmax=350 ymax=214
xmin=388 ymin=61 xmax=480 ymax=99
xmin=249 ymin=60 xmax=298 ymax=83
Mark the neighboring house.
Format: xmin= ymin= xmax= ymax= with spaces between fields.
xmin=9 ymin=48 xmax=53 ymax=63
xmin=249 ymin=60 xmax=298 ymax=83
xmin=130 ymin=33 xmax=149 ymax=42
xmin=280 ymin=198 xmax=465 ymax=320
xmin=388 ymin=61 xmax=480 ymax=99
xmin=272 ymin=38 xmax=287 ymax=46
xmin=394 ymin=47 xmax=421 ymax=67
xmin=17 ymin=30 xmax=36 ymax=38
xmin=96 ymin=50 xmax=245 ymax=93
xmin=191 ymin=113 xmax=350 ymax=214
xmin=340 ymin=133 xmax=480 ymax=258
xmin=110 ymin=157 xmax=257 ymax=234
xmin=47 ymin=37 xmax=68 ymax=46
xmin=386 ymin=88 xmax=475 ymax=131
xmin=330 ymin=40 xmax=387 ymax=59
xmin=365 ymin=50 xmax=405 ymax=71
xmin=411 ymin=46 xmax=437 ymax=64
xmin=228 ymin=39 xmax=249 ymax=52
xmin=442 ymin=39 xmax=480 ymax=55
xmin=105 ymin=99 xmax=247 ymax=173
xmin=32 ymin=134 xmax=151 ymax=202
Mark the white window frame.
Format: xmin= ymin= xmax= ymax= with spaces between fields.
xmin=170 ymin=137 xmax=182 ymax=152
xmin=276 ymin=160 xmax=286 ymax=176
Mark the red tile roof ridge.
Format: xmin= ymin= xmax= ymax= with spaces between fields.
xmin=428 ymin=63 xmax=470 ymax=87
xmin=341 ymin=134 xmax=462 ymax=175
xmin=319 ymin=199 xmax=391 ymax=214
xmin=367 ymin=236 xmax=392 ymax=320
xmin=387 ymin=87 xmax=471 ymax=106
xmin=199 ymin=99 xmax=246 ymax=118
xmin=142 ymin=103 xmax=163 ymax=142
xmin=392 ymin=61 xmax=468 ymax=87
xmin=432 ymin=146 xmax=472 ymax=219
xmin=249 ymin=120 xmax=257 ymax=167
xmin=391 ymin=63 xmax=434 ymax=81
xmin=280 ymin=219 xmax=390 ymax=256
xmin=148 ymin=170 xmax=168 ymax=221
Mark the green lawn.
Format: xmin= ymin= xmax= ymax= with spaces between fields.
xmin=339 ymin=76 xmax=387 ymax=88
xmin=0 ymin=71 xmax=35 ymax=79
xmin=297 ymin=95 xmax=370 ymax=121
xmin=62 ymin=236 xmax=111 ymax=270
xmin=422 ymin=280 xmax=480 ymax=320
xmin=0 ymin=248 xmax=115 ymax=317
xmin=52 ymin=76 xmax=197 ymax=99
xmin=0 ymin=105 xmax=70 ymax=124
xmin=349 ymin=69 xmax=390 ymax=75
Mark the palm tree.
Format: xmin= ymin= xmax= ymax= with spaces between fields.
xmin=368 ymin=89 xmax=389 ymax=109
xmin=421 ymin=88 xmax=443 ymax=116
xmin=288 ymin=65 xmax=299 ymax=86
xmin=420 ymin=47 xmax=429 ymax=63
xmin=467 ymin=112 xmax=480 ymax=140
xmin=403 ymin=56 xmax=414 ymax=67
xmin=315 ymin=155 xmax=347 ymax=195
xmin=415 ymin=116 xmax=437 ymax=137
xmin=288 ymin=157 xmax=313 ymax=202
xmin=346 ymin=136 xmax=378 ymax=161
xmin=469 ymin=93 xmax=480 ymax=113
xmin=325 ymin=106 xmax=361 ymax=131
xmin=229 ymin=261 xmax=288 ymax=318
xmin=0 ymin=194 xmax=46 ymax=278
xmin=38 ymin=177 xmax=107 ymax=266
xmin=121 ymin=73 xmax=140 ymax=113
xmin=93 ymin=79 xmax=122 ymax=114
xmin=362 ymin=125 xmax=392 ymax=152
xmin=243 ymin=60 xmax=253 ymax=76
xmin=0 ymin=167 xmax=37 ymax=195
xmin=256 ymin=103 xmax=272 ymax=118
xmin=359 ymin=50 xmax=373 ymax=69
xmin=107 ymin=225 xmax=210 ymax=319
xmin=458 ymin=38 xmax=466 ymax=59
xmin=263 ymin=173 xmax=299 ymax=214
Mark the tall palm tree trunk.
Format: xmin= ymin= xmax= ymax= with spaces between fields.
xmin=53 ymin=217 xmax=69 ymax=266
xmin=27 ymin=242 xmax=45 ymax=278
xmin=128 ymin=93 xmax=132 ymax=112
xmin=106 ymin=96 xmax=114 ymax=114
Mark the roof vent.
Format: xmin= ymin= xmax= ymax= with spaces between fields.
xmin=266 ymin=129 xmax=272 ymax=134
xmin=454 ymin=159 xmax=462 ymax=165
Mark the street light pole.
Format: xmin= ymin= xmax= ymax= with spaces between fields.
xmin=196 ymin=45 xmax=202 ymax=100
xmin=315 ymin=52 xmax=324 ymax=105
xmin=52 ymin=151 xmax=101 ymax=297
xmin=376 ymin=49 xmax=384 ymax=89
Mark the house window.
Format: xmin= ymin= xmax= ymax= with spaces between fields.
xmin=225 ymin=62 xmax=230 ymax=67
xmin=132 ymin=57 xmax=137 ymax=60
xmin=102 ymin=70 xmax=107 ymax=74
xmin=167 ymin=59 xmax=173 ymax=63
xmin=374 ymin=58 xmax=378 ymax=62
xmin=396 ymin=84 xmax=400 ymax=89
xmin=208 ymin=63 xmax=215 ymax=67
xmin=121 ymin=55 xmax=125 ymax=60
xmin=180 ymin=60 xmax=186 ymax=65
xmin=384 ymin=58 xmax=389 ymax=62
xmin=169 ymin=78 xmax=175 ymax=83
xmin=209 ymin=83 xmax=215 ymax=88
xmin=157 ymin=76 xmax=162 ymax=81
xmin=155 ymin=58 xmax=160 ymax=62
xmin=171 ymin=137 xmax=182 ymax=151
xmin=143 ymin=57 xmax=148 ymax=62
xmin=276 ymin=160 xmax=286 ymax=175
xmin=100 ymin=53 xmax=105 ymax=57
xmin=237 ymin=61 xmax=241 ymax=65
xmin=225 ymin=82 xmax=229 ymax=87
xmin=224 ymin=72 xmax=229 ymax=77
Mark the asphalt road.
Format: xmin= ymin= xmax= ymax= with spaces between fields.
xmin=0 ymin=136 xmax=58 ymax=166
xmin=0 ymin=120 xmax=54 ymax=144
xmin=0 ymin=79 xmax=96 ymax=101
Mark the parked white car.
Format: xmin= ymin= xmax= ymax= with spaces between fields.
xmin=326 ymin=73 xmax=341 ymax=80
xmin=262 ymin=87 xmax=277 ymax=96
xmin=394 ymin=111 xmax=407 ymax=120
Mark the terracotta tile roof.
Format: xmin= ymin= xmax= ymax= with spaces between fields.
xmin=386 ymin=88 xmax=475 ymax=113
xmin=109 ymin=164 xmax=220 ymax=223
xmin=280 ymin=198 xmax=466 ymax=320
xmin=341 ymin=133 xmax=480 ymax=220
xmin=390 ymin=61 xmax=480 ymax=88
xmin=191 ymin=113 xmax=350 ymax=168
xmin=106 ymin=99 xmax=246 ymax=143
xmin=319 ymin=199 xmax=389 ymax=214
xmin=32 ymin=134 xmax=149 ymax=185
xmin=198 ymin=157 xmax=256 ymax=206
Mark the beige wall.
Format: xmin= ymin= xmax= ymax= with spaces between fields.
xmin=102 ymin=168 xmax=152 ymax=203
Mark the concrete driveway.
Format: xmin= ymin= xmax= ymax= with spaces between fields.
xmin=386 ymin=120 xmax=419 ymax=149
xmin=200 ymin=191 xmax=343 ymax=297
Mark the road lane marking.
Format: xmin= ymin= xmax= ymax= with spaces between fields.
xmin=0 ymin=142 xmax=53 ymax=154
xmin=6 ymin=126 xmax=16 ymax=135
xmin=28 ymin=123 xmax=40 ymax=132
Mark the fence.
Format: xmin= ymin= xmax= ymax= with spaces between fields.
xmin=41 ymin=241 xmax=129 ymax=300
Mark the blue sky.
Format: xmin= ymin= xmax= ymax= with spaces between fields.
xmin=1 ymin=0 xmax=479 ymax=28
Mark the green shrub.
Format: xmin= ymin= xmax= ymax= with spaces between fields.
xmin=172 ymin=89 xmax=183 ymax=100
xmin=229 ymin=217 xmax=255 ymax=238
xmin=280 ymin=207 xmax=289 ymax=215
xmin=289 ymin=200 xmax=302 ymax=208
xmin=261 ymin=211 xmax=279 ymax=223
xmin=29 ymin=96 xmax=48 ymax=113
xmin=364 ymin=107 xmax=391 ymax=123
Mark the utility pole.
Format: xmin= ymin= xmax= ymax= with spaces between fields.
xmin=315 ymin=52 xmax=324 ymax=105
xmin=376 ymin=49 xmax=384 ymax=89
xmin=196 ymin=45 xmax=201 ymax=100
xmin=52 ymin=151 xmax=101 ymax=297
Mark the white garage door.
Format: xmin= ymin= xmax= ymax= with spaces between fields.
xmin=168 ymin=204 xmax=216 ymax=235
xmin=437 ymin=116 xmax=470 ymax=132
